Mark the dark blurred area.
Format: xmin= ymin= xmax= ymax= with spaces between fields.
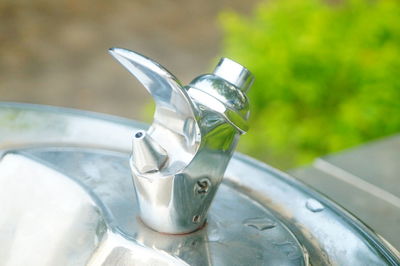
xmin=0 ymin=0 xmax=258 ymax=120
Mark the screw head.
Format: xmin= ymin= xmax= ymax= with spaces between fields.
xmin=194 ymin=178 xmax=211 ymax=195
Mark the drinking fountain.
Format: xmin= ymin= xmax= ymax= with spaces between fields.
xmin=0 ymin=48 xmax=399 ymax=265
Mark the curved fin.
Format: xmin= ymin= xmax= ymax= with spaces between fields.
xmin=109 ymin=48 xmax=197 ymax=124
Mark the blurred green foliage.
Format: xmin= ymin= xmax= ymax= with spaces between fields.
xmin=219 ymin=0 xmax=400 ymax=169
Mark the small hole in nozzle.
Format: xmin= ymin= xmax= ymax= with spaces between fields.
xmin=135 ymin=131 xmax=143 ymax=138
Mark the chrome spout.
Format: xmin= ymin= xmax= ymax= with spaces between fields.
xmin=131 ymin=131 xmax=168 ymax=174
xmin=110 ymin=48 xmax=253 ymax=234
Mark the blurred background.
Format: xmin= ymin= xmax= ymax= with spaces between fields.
xmin=1 ymin=0 xmax=400 ymax=170
xmin=0 ymin=0 xmax=257 ymax=116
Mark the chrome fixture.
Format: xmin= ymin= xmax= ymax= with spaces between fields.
xmin=1 ymin=49 xmax=399 ymax=265
xmin=1 ymin=102 xmax=399 ymax=265
xmin=109 ymin=48 xmax=253 ymax=233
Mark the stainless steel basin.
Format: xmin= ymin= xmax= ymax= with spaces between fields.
xmin=0 ymin=103 xmax=399 ymax=265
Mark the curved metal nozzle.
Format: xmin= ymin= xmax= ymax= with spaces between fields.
xmin=110 ymin=47 xmax=253 ymax=234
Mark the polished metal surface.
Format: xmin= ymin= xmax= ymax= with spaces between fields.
xmin=0 ymin=102 xmax=399 ymax=265
xmin=291 ymin=134 xmax=400 ymax=250
xmin=110 ymin=48 xmax=252 ymax=233
xmin=213 ymin=57 xmax=254 ymax=93
xmin=0 ymin=153 xmax=106 ymax=266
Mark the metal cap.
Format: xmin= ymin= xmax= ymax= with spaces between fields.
xmin=213 ymin=58 xmax=254 ymax=92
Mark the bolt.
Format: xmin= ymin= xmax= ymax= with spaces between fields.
xmin=195 ymin=178 xmax=210 ymax=195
